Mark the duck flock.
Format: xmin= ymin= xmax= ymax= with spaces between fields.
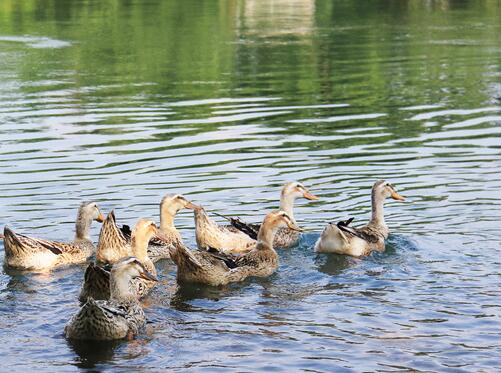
xmin=1 ymin=180 xmax=405 ymax=341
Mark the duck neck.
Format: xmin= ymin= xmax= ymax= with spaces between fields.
xmin=160 ymin=208 xmax=177 ymax=233
xmin=75 ymin=210 xmax=92 ymax=241
xmin=369 ymin=191 xmax=385 ymax=227
xmin=279 ymin=194 xmax=296 ymax=224
xmin=110 ymin=272 xmax=135 ymax=302
xmin=131 ymin=234 xmax=150 ymax=263
xmin=256 ymin=223 xmax=277 ymax=251
xmin=195 ymin=209 xmax=213 ymax=230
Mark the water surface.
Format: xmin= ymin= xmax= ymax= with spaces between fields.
xmin=0 ymin=1 xmax=500 ymax=371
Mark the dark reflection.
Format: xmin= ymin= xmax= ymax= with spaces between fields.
xmin=169 ymin=280 xmax=250 ymax=310
xmin=314 ymin=252 xmax=356 ymax=276
xmin=0 ymin=267 xmax=63 ymax=298
xmin=66 ymin=338 xmax=124 ymax=369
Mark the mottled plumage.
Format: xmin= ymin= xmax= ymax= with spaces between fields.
xmin=65 ymin=298 xmax=145 ymax=340
xmin=2 ymin=202 xmax=104 ymax=271
xmin=78 ymin=262 xmax=111 ymax=302
xmin=80 ymin=219 xmax=160 ymax=301
xmin=172 ymin=211 xmax=300 ymax=286
xmin=66 ymin=257 xmax=156 ymax=341
xmin=96 ymin=211 xmax=133 ymax=264
xmin=96 ymin=194 xmax=196 ymax=264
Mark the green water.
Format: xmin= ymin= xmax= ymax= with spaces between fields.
xmin=0 ymin=1 xmax=500 ymax=371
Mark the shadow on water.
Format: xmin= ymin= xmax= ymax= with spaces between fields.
xmin=313 ymin=252 xmax=357 ymax=276
xmin=66 ymin=338 xmax=124 ymax=369
xmin=169 ymin=278 xmax=257 ymax=310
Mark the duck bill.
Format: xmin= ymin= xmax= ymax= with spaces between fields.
xmin=185 ymin=201 xmax=200 ymax=210
xmin=303 ymin=191 xmax=319 ymax=201
xmin=287 ymin=222 xmax=304 ymax=232
xmin=391 ymin=191 xmax=405 ymax=201
xmin=95 ymin=212 xmax=105 ymax=223
xmin=139 ymin=270 xmax=158 ymax=282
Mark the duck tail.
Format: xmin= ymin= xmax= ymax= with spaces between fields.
xmin=230 ymin=218 xmax=259 ymax=240
xmin=3 ymin=226 xmax=27 ymax=257
xmin=96 ymin=211 xmax=128 ymax=261
xmin=100 ymin=211 xmax=126 ymax=241
xmin=169 ymin=244 xmax=202 ymax=271
xmin=78 ymin=263 xmax=111 ymax=303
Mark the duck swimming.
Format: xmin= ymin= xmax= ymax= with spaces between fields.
xmin=65 ymin=256 xmax=158 ymax=341
xmin=219 ymin=181 xmax=318 ymax=249
xmin=314 ymin=180 xmax=405 ymax=256
xmin=171 ymin=210 xmax=301 ymax=286
xmin=79 ymin=218 xmax=159 ymax=302
xmin=1 ymin=202 xmax=104 ymax=271
xmin=96 ymin=194 xmax=197 ymax=264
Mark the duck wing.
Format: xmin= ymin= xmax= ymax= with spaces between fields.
xmin=3 ymin=226 xmax=71 ymax=256
xmin=212 ymin=212 xmax=259 ymax=240
xmin=205 ymin=247 xmax=240 ymax=269
xmin=119 ymin=224 xmax=132 ymax=240
xmin=97 ymin=301 xmax=128 ymax=318
xmin=336 ymin=218 xmax=379 ymax=243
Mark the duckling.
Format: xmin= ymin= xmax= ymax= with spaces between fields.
xmin=65 ymin=256 xmax=158 ymax=341
xmin=314 ymin=180 xmax=405 ymax=256
xmin=1 ymin=202 xmax=104 ymax=271
xmin=96 ymin=194 xmax=197 ymax=263
xmin=218 ymin=181 xmax=318 ymax=248
xmin=170 ymin=210 xmax=301 ymax=286
xmin=194 ymin=207 xmax=256 ymax=254
xmin=79 ymin=218 xmax=159 ymax=301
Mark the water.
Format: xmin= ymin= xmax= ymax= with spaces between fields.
xmin=0 ymin=0 xmax=500 ymax=371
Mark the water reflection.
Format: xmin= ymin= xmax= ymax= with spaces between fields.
xmin=314 ymin=252 xmax=356 ymax=277
xmin=67 ymin=339 xmax=124 ymax=369
xmin=237 ymin=0 xmax=315 ymax=37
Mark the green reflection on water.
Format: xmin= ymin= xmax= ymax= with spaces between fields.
xmin=1 ymin=0 xmax=499 ymax=106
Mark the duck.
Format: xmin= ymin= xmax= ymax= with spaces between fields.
xmin=96 ymin=194 xmax=197 ymax=264
xmin=194 ymin=206 xmax=256 ymax=254
xmin=79 ymin=218 xmax=159 ymax=302
xmin=65 ymin=256 xmax=158 ymax=341
xmin=170 ymin=210 xmax=301 ymax=286
xmin=314 ymin=180 xmax=405 ymax=257
xmin=217 ymin=181 xmax=318 ymax=249
xmin=1 ymin=202 xmax=104 ymax=271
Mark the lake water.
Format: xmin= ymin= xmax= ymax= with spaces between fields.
xmin=0 ymin=0 xmax=500 ymax=371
